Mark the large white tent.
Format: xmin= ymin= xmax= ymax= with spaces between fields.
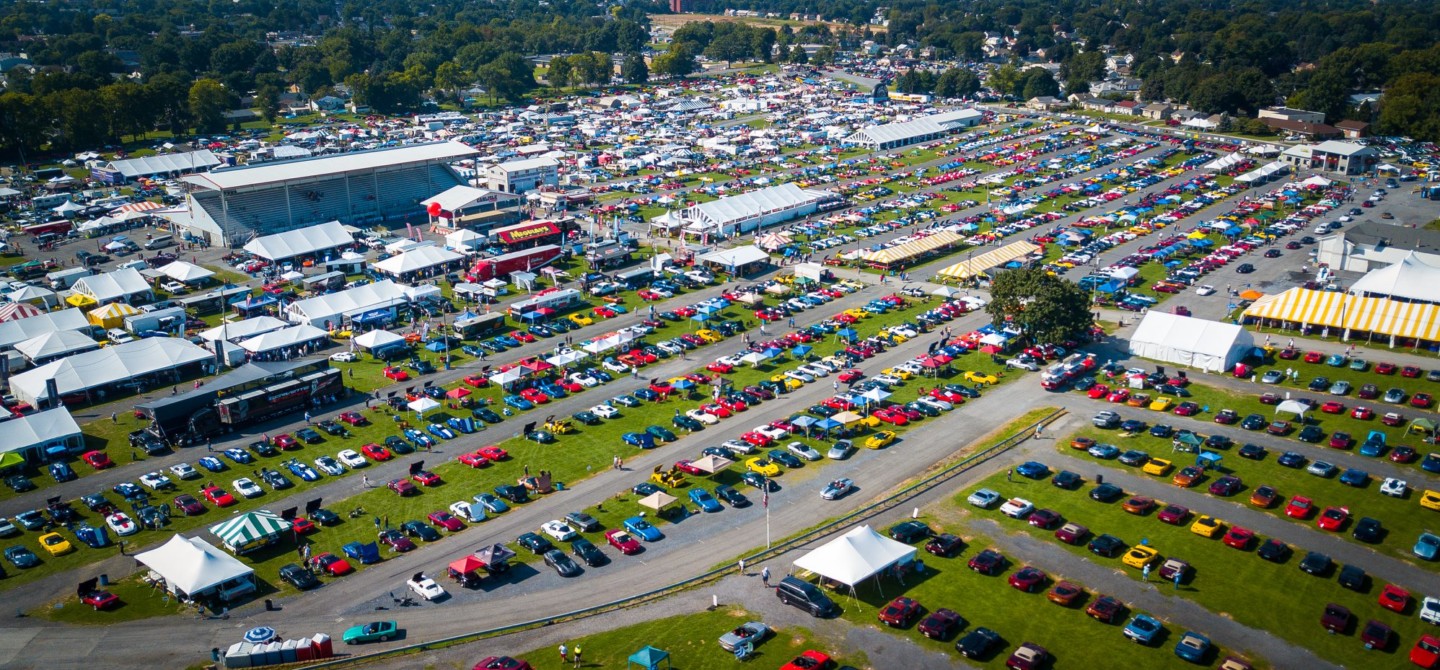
xmin=237 ymin=324 xmax=329 ymax=354
xmin=791 ymin=525 xmax=917 ymax=588
xmin=1129 ymin=311 xmax=1255 ymax=372
xmin=198 ymin=316 xmax=290 ymax=343
xmin=373 ymin=246 xmax=465 ymax=277
xmin=242 ymin=220 xmax=354 ymax=262
xmin=1349 ymin=252 xmax=1440 ymax=304
xmin=284 ymin=280 xmax=408 ymax=327
xmin=353 ymin=329 xmax=405 ymax=349
xmin=0 ymin=407 xmax=83 ymax=464
xmin=0 ymin=308 xmax=89 ymax=349
xmin=13 ymin=330 xmax=99 ymax=364
xmin=158 ymin=260 xmax=216 ymax=284
xmin=135 ymin=535 xmax=256 ymax=601
xmin=9 ymin=337 xmax=213 ymax=405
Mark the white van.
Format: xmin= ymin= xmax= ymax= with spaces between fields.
xmin=143 ymin=235 xmax=173 ymax=250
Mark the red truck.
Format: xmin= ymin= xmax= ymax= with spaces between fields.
xmin=468 ymin=244 xmax=562 ymax=281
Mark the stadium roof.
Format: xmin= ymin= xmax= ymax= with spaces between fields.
xmin=685 ymin=183 xmax=829 ymax=228
xmin=183 ymin=141 xmax=478 ymax=191
xmin=106 ymin=150 xmax=222 ymax=179
xmin=847 ymin=109 xmax=982 ymax=147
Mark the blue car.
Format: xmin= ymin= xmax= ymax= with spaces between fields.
xmin=1422 ymin=453 xmax=1440 ymax=474
xmin=1358 ymin=439 xmax=1386 ymax=458
xmin=404 ymin=428 xmax=435 ymax=448
xmin=495 ymin=335 xmax=520 ymax=348
xmin=448 ymin=417 xmax=475 ymax=434
xmin=503 ymin=395 xmax=534 ymax=410
xmin=1016 ymin=461 xmax=1049 ymax=479
xmin=1089 ymin=444 xmax=1120 ymax=459
xmin=623 ymin=516 xmax=663 ymax=541
xmin=622 ymin=432 xmax=656 ymax=449
xmin=1326 ymin=354 xmax=1347 ymax=367
xmin=1173 ymin=631 xmax=1211 ymax=663
xmin=633 ymin=388 xmax=659 ymax=402
xmin=426 ymin=423 xmax=455 ymax=440
xmin=473 ymin=492 xmax=508 ymax=514
xmin=1338 ymin=468 xmax=1369 ymax=487
xmin=198 ymin=456 xmax=226 ymax=472
xmin=1415 ymin=532 xmax=1440 ymax=560
xmin=461 ymin=345 xmax=484 ymax=357
xmin=283 ymin=459 xmax=321 ymax=482
xmin=223 ymin=447 xmax=254 ymax=464
xmin=1123 ymin=614 xmax=1164 ymax=645
xmin=689 ymin=488 xmax=723 ymax=513
xmin=49 ymin=462 xmax=76 ymax=483
xmin=538 ymin=383 xmax=567 ymax=399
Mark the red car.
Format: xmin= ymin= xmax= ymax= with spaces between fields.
xmin=1088 ymin=384 xmax=1110 ymax=399
xmin=1285 ymin=495 xmax=1315 ymax=519
xmin=1375 ymin=362 xmax=1398 ymax=375
xmin=685 ymin=373 xmax=713 ymax=384
xmin=1402 ymin=366 xmax=1424 ymax=378
xmin=605 ymin=529 xmax=642 ymax=555
xmin=291 ymin=517 xmax=316 ymax=534
xmin=877 ymin=596 xmax=923 ymax=626
xmin=479 ymin=445 xmax=509 ymax=461
xmin=312 ymin=552 xmax=353 ymax=576
xmin=388 ymin=479 xmax=419 ymax=496
xmin=412 ymin=470 xmax=442 ymax=486
xmin=1328 ymin=432 xmax=1353 ymax=449
xmin=1317 ymin=506 xmax=1348 ymax=531
xmin=930 ymin=388 xmax=964 ymax=403
xmin=459 ymin=450 xmax=491 ymax=468
xmin=1383 ymin=412 xmax=1406 ymax=427
xmin=512 ymin=331 xmax=536 ymax=343
xmin=338 ymin=411 xmax=368 ymax=425
xmin=872 ymin=407 xmax=909 ymax=425
xmin=81 ymin=450 xmax=114 ymax=469
xmin=463 ymin=374 xmax=488 ymax=387
xmin=519 ymin=388 xmax=550 ymax=404
xmin=740 ymin=431 xmax=773 ymax=447
xmin=1390 ymin=446 xmax=1418 ymax=463
xmin=378 ymin=529 xmax=416 ymax=551
xmin=918 ymin=608 xmax=962 ymax=639
xmin=427 ymin=511 xmax=465 ymax=531
xmin=674 ymin=460 xmax=704 ymax=475
xmin=1412 ymin=392 xmax=1434 ymax=408
xmin=1172 ymin=401 xmax=1200 ymax=416
xmin=81 ymin=590 xmax=121 ymax=610
xmin=781 ymin=651 xmax=831 ymax=670
xmin=1320 ymin=401 xmax=1345 ymax=414
xmin=823 ymin=396 xmax=854 ymax=411
xmin=838 ymin=369 xmax=864 ymax=383
xmin=1379 ymin=583 xmax=1410 ymax=613
xmin=1106 ymin=389 xmax=1130 ymax=403
xmin=1222 ymin=526 xmax=1254 ymax=549
xmin=1304 ymin=351 xmax=1325 ymax=364
xmin=1214 ymin=410 xmax=1239 ymax=425
xmin=361 ymin=443 xmax=393 ymax=461
xmin=273 ymin=434 xmax=298 ymax=450
xmin=717 ymin=397 xmax=748 ymax=412
xmin=1412 ymin=635 xmax=1440 ymax=669
xmin=173 ymin=494 xmax=205 ymax=515
xmin=1008 ymin=566 xmax=1048 ymax=592
xmin=699 ymin=403 xmax=731 ymax=419
xmin=673 ymin=306 xmax=697 ymax=318
xmin=202 ymin=486 xmax=236 ymax=507
xmin=1157 ymin=504 xmax=1190 ymax=525
xmin=1351 ymin=406 xmax=1374 ymax=420
xmin=593 ymin=306 xmax=617 ymax=318
xmin=383 ymin=367 xmax=410 ymax=381
xmin=707 ymin=361 xmax=734 ymax=374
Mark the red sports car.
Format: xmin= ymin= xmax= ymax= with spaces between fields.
xmin=459 ymin=450 xmax=491 ymax=467
xmin=338 ymin=411 xmax=368 ymax=425
xmin=605 ymin=529 xmax=642 ymax=555
xmin=823 ymin=396 xmax=853 ymax=410
xmin=707 ymin=361 xmax=734 ymax=374
xmin=1008 ymin=565 xmax=1048 ymax=592
xmin=312 ymin=552 xmax=353 ymax=576
xmin=173 ymin=494 xmax=205 ymax=515
xmin=479 ymin=445 xmax=509 ymax=461
xmin=930 ymin=388 xmax=965 ymax=403
xmin=1222 ymin=526 xmax=1254 ymax=549
xmin=717 ymin=397 xmax=748 ymax=412
xmin=674 ymin=460 xmax=704 ymax=475
xmin=872 ymin=407 xmax=909 ymax=425
xmin=593 ymin=306 xmax=617 ymax=318
xmin=81 ymin=451 xmax=114 ymax=469
xmin=1172 ymin=401 xmax=1200 ymax=416
xmin=412 ymin=470 xmax=442 ymax=486
xmin=1379 ymin=584 xmax=1410 ymax=613
xmin=877 ymin=596 xmax=923 ymax=627
xmin=81 ymin=590 xmax=121 ymax=610
xmin=699 ymin=403 xmax=732 ymax=419
xmin=273 ymin=434 xmax=298 ymax=450
xmin=1157 ymin=504 xmax=1190 ymax=525
xmin=512 ymin=331 xmax=536 ymax=343
xmin=838 ymin=369 xmax=864 ymax=383
xmin=361 ymin=443 xmax=393 ymax=461
xmin=1351 ymin=406 xmax=1374 ymax=420
xmin=463 ymin=375 xmax=488 ymax=387
xmin=519 ymin=389 xmax=550 ymax=404
xmin=427 ymin=511 xmax=465 ymax=531
xmin=291 ymin=517 xmax=316 ymax=534
xmin=383 ymin=367 xmax=410 ymax=381
xmin=1390 ymin=446 xmax=1418 ymax=463
xmin=1106 ymin=389 xmax=1130 ymax=403
xmin=202 ymin=486 xmax=236 ymax=507
xmin=740 ymin=431 xmax=773 ymax=447
xmin=1412 ymin=392 xmax=1434 ymax=408
xmin=1401 ymin=366 xmax=1423 ymax=378
xmin=1317 ymin=506 xmax=1348 ymax=531
xmin=1088 ymin=384 xmax=1111 ymax=399
xmin=388 ymin=479 xmax=419 ymax=496
xmin=1304 ymin=351 xmax=1324 ymax=364
xmin=781 ymin=651 xmax=830 ymax=670
xmin=1375 ymin=362 xmax=1398 ymax=375
xmin=1285 ymin=495 xmax=1315 ymax=519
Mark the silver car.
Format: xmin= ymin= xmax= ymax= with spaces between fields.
xmin=1328 ymin=380 xmax=1351 ymax=396
xmin=826 ymin=440 xmax=856 ymax=460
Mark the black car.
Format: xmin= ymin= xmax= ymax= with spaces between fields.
xmin=570 ymin=538 xmax=607 ymax=566
xmin=1052 ymin=471 xmax=1082 ymax=489
xmin=889 ymin=520 xmax=933 ymax=543
xmin=401 ymin=521 xmax=442 ymax=542
xmin=259 ymin=469 xmax=293 ymax=490
xmin=1238 ymin=444 xmax=1267 ymax=460
xmin=5 ymin=475 xmax=35 ymax=493
xmin=517 ymin=532 xmax=554 ymax=554
xmin=1089 ymin=483 xmax=1124 ymax=502
xmin=768 ymin=450 xmax=804 ymax=469
xmin=565 ymin=511 xmax=601 ymax=533
xmin=1299 ymin=551 xmax=1332 ymax=575
xmin=955 ymin=626 xmax=1001 ymax=659
xmin=473 ymin=407 xmax=504 ymax=424
xmin=317 ymin=420 xmax=346 ymax=436
xmin=495 ymin=485 xmax=529 ymax=503
xmin=1147 ymin=424 xmax=1172 ymax=438
xmin=945 ymin=384 xmax=981 ymax=398
xmin=1352 ymin=517 xmax=1383 ymax=543
xmin=715 ymin=485 xmax=750 ymax=507
xmin=1121 ymin=419 xmax=1147 ymax=433
xmin=1297 ymin=425 xmax=1326 ymax=443
xmin=572 ymin=411 xmax=601 ymax=425
xmin=1204 ymin=435 xmax=1231 ymax=449
xmin=295 ymin=428 xmax=323 ymax=444
xmin=13 ymin=510 xmax=48 ymax=531
xmin=1277 ymin=451 xmax=1307 ymax=468
xmin=741 ymin=471 xmax=776 ymax=491
xmin=1240 ymin=414 xmax=1266 ymax=431
xmin=409 ymin=359 xmax=436 ymax=375
xmin=673 ymin=415 xmax=705 ymax=432
xmin=1236 ymin=263 xmax=1255 ymax=273
xmin=1308 ymin=377 xmax=1331 ymax=392
xmin=279 ymin=563 xmax=320 ymax=590
xmin=544 ymin=549 xmax=582 ymax=577
xmin=1338 ymin=564 xmax=1366 ymax=590
xmin=49 ymin=462 xmax=77 ymax=483
xmin=1088 ymin=534 xmax=1126 ymax=557
xmin=80 ymin=493 xmax=112 ymax=512
xmin=632 ymin=482 xmax=664 ymax=496
xmin=311 ymin=508 xmax=341 ymax=526
xmin=383 ymin=436 xmax=414 ymax=455
xmin=1257 ymin=538 xmax=1291 ymax=562
xmin=808 ymin=404 xmax=839 ymax=417
xmin=1118 ymin=450 xmax=1150 ymax=466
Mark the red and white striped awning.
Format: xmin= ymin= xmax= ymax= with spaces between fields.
xmin=113 ymin=200 xmax=164 ymax=213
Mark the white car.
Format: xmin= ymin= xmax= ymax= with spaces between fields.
xmin=1195 ymin=285 xmax=1216 ymax=296
xmin=686 ymin=409 xmax=720 ymax=425
xmin=105 ymin=512 xmax=138 ymax=536
xmin=592 ymin=404 xmax=621 ymax=419
xmin=785 ymin=370 xmax=815 ymax=383
xmin=968 ymin=488 xmax=1001 ymax=508
xmin=797 ymin=364 xmax=829 ymax=378
xmin=754 ymin=425 xmax=790 ymax=441
xmin=810 ymin=359 xmax=839 ymax=373
xmin=329 ymin=351 xmax=358 ymax=362
xmin=1422 ymin=596 xmax=1440 ymax=625
xmin=716 ymin=354 xmax=745 ymax=367
xmin=999 ymin=498 xmax=1035 ymax=518
xmin=232 ymin=478 xmax=264 ymax=498
xmin=786 ymin=441 xmax=822 ymax=461
xmin=540 ymin=520 xmax=578 ymax=542
xmin=656 ymin=341 xmax=684 ymax=356
xmin=336 ymin=450 xmax=368 ymax=468
xmin=406 ymin=573 xmax=446 ymax=601
xmin=1380 ymin=477 xmax=1408 ymax=497
xmin=568 ymin=372 xmax=599 ymax=387
xmin=1006 ymin=358 xmax=1039 ymax=372
xmin=873 ymin=374 xmax=904 ymax=387
xmin=602 ymin=359 xmax=632 ymax=374
xmin=889 ymin=326 xmax=918 ymax=338
xmin=450 ymin=501 xmax=485 ymax=523
xmin=169 ymin=463 xmax=200 ymax=480
xmin=916 ymin=397 xmax=952 ymax=411
xmin=314 ymin=456 xmax=346 ymax=476
xmin=720 ymin=439 xmax=756 ymax=455
xmin=139 ymin=472 xmax=173 ymax=490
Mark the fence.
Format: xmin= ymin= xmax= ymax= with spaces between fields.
xmin=293 ymin=408 xmax=1067 ymax=669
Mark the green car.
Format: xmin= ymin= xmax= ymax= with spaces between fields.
xmin=646 ymin=425 xmax=677 ymax=442
xmin=343 ymin=621 xmax=399 ymax=644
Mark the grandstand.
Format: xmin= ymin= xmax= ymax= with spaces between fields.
xmin=169 ymin=141 xmax=479 ymax=247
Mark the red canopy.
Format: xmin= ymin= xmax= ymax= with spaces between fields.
xmin=445 ymin=387 xmax=471 ymax=399
xmin=980 ymin=344 xmax=1002 ymax=354
xmin=449 ymin=555 xmax=486 ymax=574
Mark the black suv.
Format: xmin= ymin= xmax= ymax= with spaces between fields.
xmin=775 ymin=576 xmax=838 ymax=617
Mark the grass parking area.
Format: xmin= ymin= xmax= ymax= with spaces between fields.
xmin=34 ymin=573 xmax=195 ymax=623
xmin=959 ymin=467 xmax=1431 ymax=669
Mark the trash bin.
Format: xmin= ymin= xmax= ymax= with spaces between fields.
xmin=1096 ymin=474 xmax=1104 ymax=485
xmin=98 ymin=574 xmax=108 ymax=586
xmin=264 ymin=599 xmax=274 ymax=611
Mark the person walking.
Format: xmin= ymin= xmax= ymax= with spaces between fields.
xmin=761 ymin=566 xmax=771 ymax=586
xmin=572 ymin=644 xmax=582 ymax=668
xmin=558 ymin=643 xmax=568 ymax=665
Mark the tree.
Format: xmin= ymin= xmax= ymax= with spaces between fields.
xmin=934 ymin=68 xmax=980 ymax=98
xmin=984 ymin=267 xmax=1093 ymax=346
xmin=811 ymin=46 xmax=835 ymax=66
xmin=987 ymin=63 xmax=1021 ymax=98
xmin=1018 ymin=67 xmax=1059 ymax=100
xmin=621 ymin=52 xmax=648 ymax=85
xmin=787 ymin=45 xmax=808 ymax=65
xmin=546 ymin=55 xmax=573 ymax=89
xmin=704 ymin=32 xmax=751 ymax=67
xmin=256 ymin=84 xmax=281 ymax=124
xmin=187 ymin=78 xmax=230 ymax=134
xmin=652 ymin=43 xmax=697 ymax=79
xmin=434 ymin=61 xmax=471 ymax=101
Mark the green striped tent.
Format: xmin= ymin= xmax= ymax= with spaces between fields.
xmin=209 ymin=510 xmax=292 ymax=554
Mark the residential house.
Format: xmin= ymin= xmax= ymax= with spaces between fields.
xmin=1113 ymin=100 xmax=1142 ymax=116
xmin=1141 ymin=103 xmax=1174 ymax=120
xmin=1026 ymin=96 xmax=1068 ymax=112
xmin=1262 ymin=118 xmax=1341 ymax=140
xmin=1258 ymin=106 xmax=1326 ymax=125
xmin=1335 ymin=120 xmax=1369 ymax=140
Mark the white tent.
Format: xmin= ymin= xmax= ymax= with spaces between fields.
xmin=792 ymin=525 xmax=917 ymax=588
xmin=242 ymin=221 xmax=354 ymax=262
xmin=237 ymin=324 xmax=329 ymax=354
xmin=13 ymin=330 xmax=99 ymax=363
xmin=9 ymin=337 xmax=213 ymax=405
xmin=198 ymin=316 xmax=289 ymax=343
xmin=1128 ymin=312 xmax=1255 ymax=373
xmin=158 ymin=261 xmax=215 ymax=284
xmin=1349 ymin=252 xmax=1440 ymax=304
xmin=135 ymin=535 xmax=256 ymax=601
xmin=1275 ymin=399 xmax=1311 ymax=420
xmin=374 ymin=246 xmax=465 ymax=277
xmin=8 ymin=285 xmax=58 ymax=308
xmin=407 ymin=397 xmax=440 ymax=414
xmin=445 ymin=229 xmax=484 ymax=251
xmin=353 ymin=329 xmax=404 ymax=349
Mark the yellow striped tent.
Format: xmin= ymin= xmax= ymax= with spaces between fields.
xmin=1243 ymin=288 xmax=1440 ymax=342
xmin=859 ymin=231 xmax=965 ymax=267
xmin=935 ymin=241 xmax=1041 ymax=281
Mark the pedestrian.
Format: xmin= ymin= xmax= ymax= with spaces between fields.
xmin=110 ymin=412 xmax=118 ymax=423
xmin=833 ymin=380 xmax=839 ymax=390
xmin=738 ymin=558 xmax=746 ymax=575
xmin=1006 ymin=468 xmax=1013 ymax=482
xmin=362 ymin=474 xmax=371 ymax=488
xmin=524 ymin=464 xmax=530 ymax=477
xmin=761 ymin=566 xmax=771 ymax=586
xmin=572 ymin=644 xmax=582 ymax=668
xmin=558 ymin=643 xmax=568 ymax=664
xmin=1034 ymin=425 xmax=1043 ymax=439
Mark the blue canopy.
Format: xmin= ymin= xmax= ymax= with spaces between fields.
xmin=355 ymin=309 xmax=391 ymax=326
xmin=234 ymin=294 xmax=278 ymax=311
xmin=690 ymin=313 xmax=709 ymax=322
xmin=763 ymin=347 xmax=782 ymax=357
xmin=791 ymin=345 xmax=812 ymax=356
xmin=628 ymin=646 xmax=671 ymax=670
xmin=789 ymin=415 xmax=817 ymax=428
xmin=671 ymin=379 xmax=696 ymax=390
xmin=814 ymin=418 xmax=842 ymax=430
xmin=837 ymin=328 xmax=857 ymax=339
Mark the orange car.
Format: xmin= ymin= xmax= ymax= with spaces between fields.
xmin=1121 ymin=496 xmax=1155 ymax=514
xmin=1172 ymin=466 xmax=1205 ymax=488
xmin=1249 ymin=485 xmax=1279 ymax=508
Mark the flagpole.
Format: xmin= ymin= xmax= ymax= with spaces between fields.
xmin=763 ymin=478 xmax=771 ymax=549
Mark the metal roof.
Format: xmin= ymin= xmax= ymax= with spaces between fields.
xmin=107 ymin=150 xmax=221 ymax=178
xmin=847 ymin=109 xmax=982 ymax=146
xmin=686 ymin=183 xmax=828 ymax=228
xmin=184 ymin=141 xmax=478 ymax=191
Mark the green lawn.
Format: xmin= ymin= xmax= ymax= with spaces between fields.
xmin=33 ymin=573 xmax=192 ymax=623
xmin=957 ymin=469 xmax=1430 ymax=669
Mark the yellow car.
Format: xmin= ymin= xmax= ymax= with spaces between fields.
xmin=964 ymin=371 xmax=999 ymax=385
xmin=544 ymin=419 xmax=574 ymax=434
xmin=882 ymin=367 xmax=914 ymax=380
xmin=1142 ymin=458 xmax=1173 ymax=476
xmin=38 ymin=532 xmax=74 ymax=556
xmin=746 ymin=457 xmax=781 ymax=477
xmin=865 ymin=430 xmax=897 ymax=449
xmin=1422 ymin=489 xmax=1440 ymax=511
xmin=1148 ymin=397 xmax=1174 ymax=412
xmin=1190 ymin=515 xmax=1224 ymax=538
xmin=780 ymin=377 xmax=803 ymax=391
xmin=1122 ymin=544 xmax=1159 ymax=569
xmin=568 ymin=313 xmax=593 ymax=327
xmin=695 ymin=329 xmax=722 ymax=343
xmin=843 ymin=308 xmax=871 ymax=320
xmin=885 ymin=331 xmax=909 ymax=343
xmin=857 ymin=415 xmax=883 ymax=429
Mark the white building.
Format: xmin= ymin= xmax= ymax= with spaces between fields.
xmin=651 ymin=183 xmax=835 ymax=239
xmin=1129 ymin=312 xmax=1255 ymax=373
xmin=1281 ymin=140 xmax=1379 ymax=176
xmin=485 ymin=156 xmax=559 ymax=194
xmin=845 ymin=109 xmax=983 ymax=150
xmin=284 ymin=279 xmax=410 ymax=328
xmin=1316 ymin=223 xmax=1440 ymax=274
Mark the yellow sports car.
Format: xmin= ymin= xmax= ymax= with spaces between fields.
xmin=865 ymin=430 xmax=897 ymax=449
xmin=964 ymin=371 xmax=999 ymax=385
xmin=1142 ymin=458 xmax=1174 ymax=476
xmin=1422 ymin=489 xmax=1440 ymax=511
xmin=885 ymin=331 xmax=909 ymax=343
xmin=843 ymin=308 xmax=871 ymax=320
xmin=1190 ymin=515 xmax=1224 ymax=538
xmin=38 ymin=532 xmax=73 ymax=556
xmin=1148 ymin=397 xmax=1175 ymax=412
xmin=882 ymin=367 xmax=914 ymax=380
xmin=1122 ymin=544 xmax=1159 ymax=569
xmin=568 ymin=313 xmax=593 ymax=327
xmin=695 ymin=329 xmax=722 ymax=343
xmin=746 ymin=457 xmax=781 ymax=477
xmin=781 ymin=377 xmax=803 ymax=391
